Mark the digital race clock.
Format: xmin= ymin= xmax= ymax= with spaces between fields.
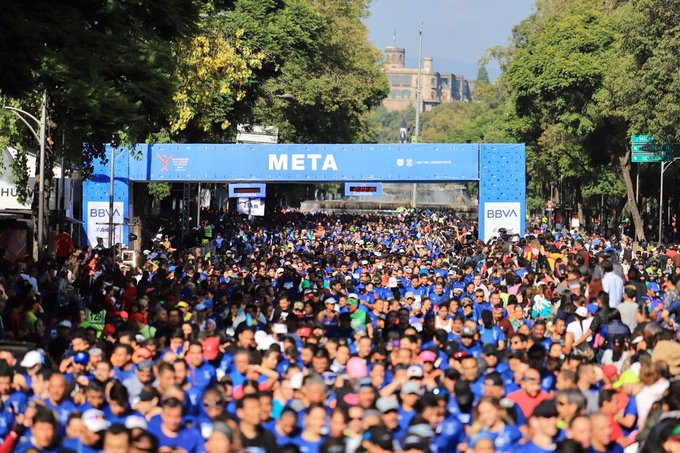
xmin=228 ymin=183 xmax=266 ymax=198
xmin=344 ymin=183 xmax=382 ymax=197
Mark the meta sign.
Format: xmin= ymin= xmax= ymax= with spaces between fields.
xmin=128 ymin=144 xmax=481 ymax=182
xmin=84 ymin=143 xmax=525 ymax=245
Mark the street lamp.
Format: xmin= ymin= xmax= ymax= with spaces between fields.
xmin=3 ymin=91 xmax=47 ymax=258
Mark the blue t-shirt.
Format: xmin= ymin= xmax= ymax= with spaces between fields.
xmin=14 ymin=440 xmax=61 ymax=453
xmin=471 ymin=424 xmax=522 ymax=450
xmin=148 ymin=424 xmax=205 ymax=453
xmin=431 ymin=415 xmax=465 ymax=452
xmin=291 ymin=435 xmax=327 ymax=453
xmin=43 ymin=398 xmax=77 ymax=435
xmin=188 ymin=362 xmax=216 ymax=391
xmin=273 ymin=427 xmax=299 ymax=447
xmin=622 ymin=395 xmax=638 ymax=436
xmin=62 ymin=438 xmax=100 ymax=453
xmin=0 ymin=409 xmax=14 ymax=439
xmin=479 ymin=326 xmax=506 ymax=346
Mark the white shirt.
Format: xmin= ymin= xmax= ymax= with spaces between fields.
xmin=602 ymin=271 xmax=624 ymax=308
xmin=567 ymin=318 xmax=593 ymax=343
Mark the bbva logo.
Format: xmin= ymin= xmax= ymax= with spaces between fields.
xmin=90 ymin=208 xmax=122 ymax=218
xmin=487 ymin=209 xmax=518 ymax=218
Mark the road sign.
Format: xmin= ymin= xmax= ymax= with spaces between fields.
xmin=631 ymin=153 xmax=674 ymax=163
xmin=632 ymin=144 xmax=674 ymax=153
xmin=632 ymin=135 xmax=653 ymax=144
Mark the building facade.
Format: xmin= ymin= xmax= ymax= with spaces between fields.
xmin=382 ymin=45 xmax=473 ymax=112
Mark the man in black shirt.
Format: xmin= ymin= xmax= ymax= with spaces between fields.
xmin=238 ymin=394 xmax=277 ymax=453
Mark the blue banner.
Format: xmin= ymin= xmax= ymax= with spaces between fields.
xmin=128 ymin=144 xmax=480 ymax=182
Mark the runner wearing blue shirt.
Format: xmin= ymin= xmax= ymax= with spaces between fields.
xmin=148 ymin=397 xmax=205 ymax=453
xmin=186 ymin=341 xmax=217 ymax=391
xmin=292 ymin=404 xmax=328 ymax=453
xmin=14 ymin=406 xmax=61 ymax=453
xmin=43 ymin=373 xmax=77 ymax=436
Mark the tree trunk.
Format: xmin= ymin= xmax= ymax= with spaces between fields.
xmin=619 ymin=149 xmax=645 ymax=241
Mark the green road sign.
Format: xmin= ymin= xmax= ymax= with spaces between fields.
xmin=632 ymin=144 xmax=674 ymax=153
xmin=632 ymin=134 xmax=653 ymax=144
xmin=632 ymin=153 xmax=674 ymax=163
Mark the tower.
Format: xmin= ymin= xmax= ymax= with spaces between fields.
xmin=385 ymin=29 xmax=405 ymax=68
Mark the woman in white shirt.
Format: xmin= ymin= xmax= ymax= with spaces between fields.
xmin=435 ymin=302 xmax=453 ymax=333
xmin=567 ymin=306 xmax=593 ymax=343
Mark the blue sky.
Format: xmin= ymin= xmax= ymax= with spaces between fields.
xmin=364 ymin=0 xmax=536 ymax=80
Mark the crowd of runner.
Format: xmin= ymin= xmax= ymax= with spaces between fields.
xmin=1 ymin=209 xmax=680 ymax=453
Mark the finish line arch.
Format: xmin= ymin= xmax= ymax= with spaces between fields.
xmin=82 ymin=143 xmax=525 ymax=245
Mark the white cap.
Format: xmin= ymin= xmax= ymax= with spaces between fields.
xmin=125 ymin=415 xmax=148 ymax=430
xmin=407 ymin=365 xmax=424 ymax=378
xmin=20 ymin=351 xmax=43 ymax=369
xmin=273 ymin=323 xmax=288 ymax=334
xmin=575 ymin=306 xmax=588 ymax=318
xmin=58 ymin=320 xmax=72 ymax=329
xmin=82 ymin=409 xmax=111 ymax=433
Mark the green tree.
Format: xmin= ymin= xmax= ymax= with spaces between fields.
xmin=247 ymin=0 xmax=389 ymax=143
xmin=476 ymin=65 xmax=490 ymax=85
xmin=0 ymin=0 xmax=202 ymax=255
xmin=502 ymin=0 xmax=645 ymax=238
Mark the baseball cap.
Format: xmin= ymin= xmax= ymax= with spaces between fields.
xmin=419 ymin=350 xmax=437 ymax=363
xmin=73 ymin=352 xmax=89 ymax=365
xmin=203 ymin=337 xmax=220 ymax=361
xmin=407 ymin=365 xmax=424 ymax=378
xmin=297 ymin=327 xmax=311 ymax=338
xmin=401 ymin=381 xmax=421 ymax=395
xmin=613 ymin=370 xmax=641 ymax=389
xmin=293 ymin=301 xmax=304 ymax=311
xmin=137 ymin=360 xmax=153 ymax=371
xmin=575 ymin=306 xmax=588 ymax=318
xmin=588 ymin=303 xmax=599 ymax=314
xmin=601 ymin=365 xmax=618 ymax=380
xmin=348 ymin=298 xmax=359 ymax=307
xmin=405 ymin=292 xmax=415 ymax=300
xmin=483 ymin=344 xmax=498 ymax=356
xmin=461 ymin=325 xmax=475 ymax=337
xmin=366 ymin=426 xmax=394 ymax=450
xmin=82 ymin=409 xmax=111 ymax=433
xmin=176 ymin=301 xmax=189 ymax=309
xmin=531 ymin=400 xmax=557 ymax=419
xmin=376 ymin=397 xmax=399 ymax=413
xmin=58 ymin=320 xmax=72 ymax=329
xmin=20 ymin=351 xmax=43 ymax=369
xmin=124 ymin=415 xmax=148 ymax=430
xmin=273 ymin=323 xmax=288 ymax=334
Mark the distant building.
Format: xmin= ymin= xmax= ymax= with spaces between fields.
xmin=382 ymin=44 xmax=473 ymax=112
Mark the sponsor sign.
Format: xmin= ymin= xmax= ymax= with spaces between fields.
xmin=483 ymin=202 xmax=521 ymax=242
xmin=86 ymin=201 xmax=124 ymax=248
xmin=129 ymin=144 xmax=480 ymax=182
